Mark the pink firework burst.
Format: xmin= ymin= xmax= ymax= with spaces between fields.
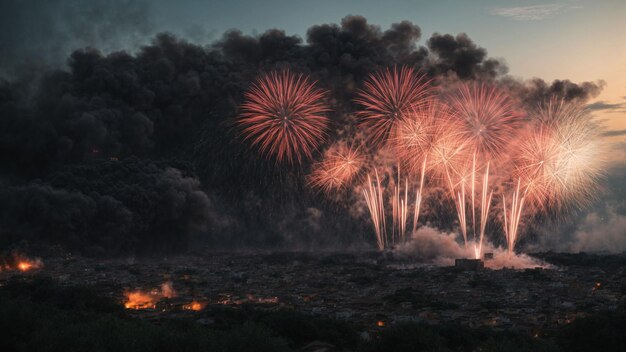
xmin=355 ymin=66 xmax=433 ymax=147
xmin=307 ymin=144 xmax=365 ymax=194
xmin=515 ymin=98 xmax=602 ymax=213
xmin=449 ymin=83 xmax=524 ymax=159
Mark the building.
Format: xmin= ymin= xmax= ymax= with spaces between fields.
xmin=455 ymin=259 xmax=485 ymax=270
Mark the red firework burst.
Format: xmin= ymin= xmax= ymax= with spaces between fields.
xmin=355 ymin=66 xmax=433 ymax=147
xmin=449 ymin=83 xmax=524 ymax=159
xmin=238 ymin=70 xmax=330 ymax=164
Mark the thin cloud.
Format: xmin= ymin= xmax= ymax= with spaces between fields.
xmin=602 ymin=129 xmax=626 ymax=137
xmin=586 ymin=100 xmax=626 ymax=112
xmin=489 ymin=3 xmax=579 ymax=21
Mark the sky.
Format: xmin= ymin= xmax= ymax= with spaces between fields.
xmin=2 ymin=0 xmax=624 ymax=140
xmin=149 ymin=0 xmax=626 ymax=147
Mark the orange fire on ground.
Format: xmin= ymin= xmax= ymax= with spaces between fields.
xmin=0 ymin=254 xmax=43 ymax=273
xmin=124 ymin=282 xmax=176 ymax=310
xmin=183 ymin=301 xmax=206 ymax=311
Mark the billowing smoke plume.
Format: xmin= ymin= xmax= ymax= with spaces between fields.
xmin=395 ymin=227 xmax=552 ymax=269
xmin=0 ymin=158 xmax=212 ymax=255
xmin=0 ymin=13 xmax=606 ymax=255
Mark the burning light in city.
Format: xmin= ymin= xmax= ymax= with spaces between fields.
xmin=0 ymin=254 xmax=43 ymax=273
xmin=123 ymin=282 xmax=176 ymax=310
xmin=183 ymin=301 xmax=205 ymax=311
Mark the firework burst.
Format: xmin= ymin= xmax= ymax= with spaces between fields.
xmin=308 ymin=144 xmax=365 ymax=194
xmin=449 ymin=83 xmax=524 ymax=158
xmin=446 ymin=83 xmax=524 ymax=257
xmin=394 ymin=100 xmax=454 ymax=176
xmin=238 ymin=70 xmax=330 ymax=164
xmin=516 ymin=98 xmax=602 ymax=213
xmin=355 ymin=66 xmax=433 ymax=147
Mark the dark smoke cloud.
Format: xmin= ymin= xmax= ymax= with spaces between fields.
xmin=0 ymin=0 xmax=153 ymax=80
xmin=602 ymin=130 xmax=626 ymax=137
xmin=587 ymin=101 xmax=626 ymax=112
xmin=0 ymin=158 xmax=212 ymax=255
xmin=0 ymin=14 xmax=608 ymax=255
xmin=513 ymin=78 xmax=605 ymax=107
xmin=426 ymin=33 xmax=507 ymax=80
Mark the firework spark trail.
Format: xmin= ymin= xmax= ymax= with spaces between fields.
xmin=474 ymin=163 xmax=494 ymax=259
xmin=355 ymin=66 xmax=433 ymax=147
xmin=398 ymin=178 xmax=409 ymax=243
xmin=364 ymin=166 xmax=425 ymax=248
xmin=446 ymin=83 xmax=522 ymax=254
xmin=471 ymin=152 xmax=477 ymax=245
xmin=391 ymin=165 xmax=412 ymax=244
xmin=363 ymin=171 xmax=386 ymax=250
xmin=239 ymin=70 xmax=330 ymax=164
xmin=411 ymin=158 xmax=427 ymax=236
xmin=435 ymin=145 xmax=469 ymax=247
xmin=503 ymin=178 xmax=527 ymax=255
xmin=455 ymin=180 xmax=468 ymax=247
xmin=394 ymin=101 xmax=468 ymax=244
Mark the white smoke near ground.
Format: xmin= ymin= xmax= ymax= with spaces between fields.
xmin=567 ymin=208 xmax=626 ymax=253
xmin=481 ymin=245 xmax=554 ymax=270
xmin=394 ymin=226 xmax=554 ymax=269
xmin=394 ymin=226 xmax=470 ymax=265
xmin=530 ymin=159 xmax=626 ymax=254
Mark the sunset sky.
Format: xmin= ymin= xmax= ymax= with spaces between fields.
xmin=2 ymin=0 xmax=624 ymax=144
xmin=151 ymin=0 xmax=626 ymax=148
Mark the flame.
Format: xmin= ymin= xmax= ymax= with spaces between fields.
xmin=18 ymin=262 xmax=32 ymax=271
xmin=377 ymin=320 xmax=386 ymax=327
xmin=124 ymin=291 xmax=157 ymax=310
xmin=123 ymin=282 xmax=176 ymax=310
xmin=183 ymin=301 xmax=205 ymax=311
xmin=0 ymin=254 xmax=42 ymax=272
